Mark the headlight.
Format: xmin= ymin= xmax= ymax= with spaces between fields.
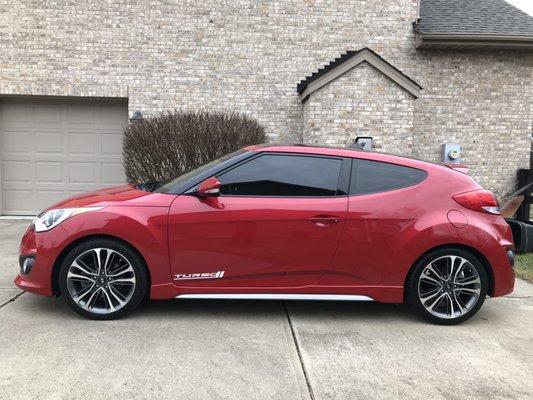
xmin=32 ymin=207 xmax=105 ymax=232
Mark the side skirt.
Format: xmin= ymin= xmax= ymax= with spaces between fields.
xmin=175 ymin=293 xmax=374 ymax=301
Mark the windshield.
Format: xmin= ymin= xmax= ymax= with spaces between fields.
xmin=154 ymin=149 xmax=247 ymax=193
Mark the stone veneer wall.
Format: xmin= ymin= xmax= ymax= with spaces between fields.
xmin=302 ymin=50 xmax=533 ymax=197
xmin=303 ymin=62 xmax=414 ymax=155
xmin=413 ymin=50 xmax=533 ymax=198
xmin=0 ymin=0 xmax=531 ymax=196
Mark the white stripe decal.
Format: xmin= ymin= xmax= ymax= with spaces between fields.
xmin=174 ymin=271 xmax=225 ymax=281
xmin=175 ymin=294 xmax=374 ymax=301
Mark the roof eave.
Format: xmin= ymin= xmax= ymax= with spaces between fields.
xmin=415 ymin=32 xmax=533 ymax=49
xmin=298 ymin=48 xmax=422 ymax=102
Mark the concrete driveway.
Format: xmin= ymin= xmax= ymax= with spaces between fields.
xmin=1 ymin=219 xmax=532 ymax=400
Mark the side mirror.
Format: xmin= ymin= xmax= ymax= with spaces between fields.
xmin=196 ymin=177 xmax=221 ymax=197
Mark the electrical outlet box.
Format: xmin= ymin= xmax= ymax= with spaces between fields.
xmin=442 ymin=143 xmax=461 ymax=164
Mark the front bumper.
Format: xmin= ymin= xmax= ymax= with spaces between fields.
xmin=14 ymin=224 xmax=69 ymax=297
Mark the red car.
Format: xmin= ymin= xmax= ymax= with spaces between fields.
xmin=15 ymin=145 xmax=515 ymax=324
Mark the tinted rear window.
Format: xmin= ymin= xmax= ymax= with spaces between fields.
xmin=350 ymin=159 xmax=427 ymax=195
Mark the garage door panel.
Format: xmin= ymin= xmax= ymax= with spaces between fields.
xmin=35 ymin=161 xmax=64 ymax=183
xmin=2 ymin=131 xmax=32 ymax=154
xmin=35 ymin=132 xmax=65 ymax=155
xmin=36 ymin=190 xmax=68 ymax=210
xmin=3 ymin=189 xmax=33 ymax=213
xmin=67 ymin=104 xmax=96 ymax=125
xmin=0 ymin=101 xmax=30 ymax=123
xmin=69 ymin=162 xmax=98 ymax=184
xmin=101 ymin=134 xmax=123 ymax=156
xmin=101 ymin=104 xmax=129 ymax=125
xmin=69 ymin=133 xmax=98 ymax=155
xmin=102 ymin=162 xmax=125 ymax=183
xmin=1 ymin=98 xmax=127 ymax=215
xmin=34 ymin=103 xmax=63 ymax=124
xmin=2 ymin=160 xmax=32 ymax=183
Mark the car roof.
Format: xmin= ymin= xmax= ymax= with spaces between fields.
xmin=246 ymin=143 xmax=450 ymax=173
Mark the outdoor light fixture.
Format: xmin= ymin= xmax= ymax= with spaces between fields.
xmin=351 ymin=136 xmax=373 ymax=150
xmin=129 ymin=110 xmax=144 ymax=123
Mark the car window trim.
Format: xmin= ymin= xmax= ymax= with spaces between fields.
xmin=337 ymin=156 xmax=352 ymax=196
xmin=218 ymin=152 xmax=347 ymax=198
xmin=348 ymin=158 xmax=428 ymax=196
xmin=172 ymin=151 xmax=257 ymax=195
xmin=185 ymin=151 xmax=349 ymax=198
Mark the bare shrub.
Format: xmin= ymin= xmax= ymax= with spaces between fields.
xmin=123 ymin=110 xmax=267 ymax=183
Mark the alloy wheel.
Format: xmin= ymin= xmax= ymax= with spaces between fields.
xmin=66 ymin=248 xmax=136 ymax=314
xmin=417 ymin=255 xmax=481 ymax=320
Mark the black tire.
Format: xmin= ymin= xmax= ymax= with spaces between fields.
xmin=406 ymin=247 xmax=488 ymax=325
xmin=58 ymin=238 xmax=148 ymax=320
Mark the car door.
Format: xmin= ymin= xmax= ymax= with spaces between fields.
xmin=168 ymin=152 xmax=350 ymax=288
xmin=328 ymin=158 xmax=429 ymax=287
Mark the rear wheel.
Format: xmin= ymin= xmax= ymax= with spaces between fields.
xmin=406 ymin=248 xmax=488 ymax=325
xmin=58 ymin=238 xmax=148 ymax=320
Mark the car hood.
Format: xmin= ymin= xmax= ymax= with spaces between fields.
xmin=45 ymin=185 xmax=176 ymax=211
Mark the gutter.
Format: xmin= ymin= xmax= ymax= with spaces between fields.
xmin=415 ymin=32 xmax=533 ymax=49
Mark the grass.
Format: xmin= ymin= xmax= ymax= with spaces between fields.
xmin=515 ymin=253 xmax=533 ymax=283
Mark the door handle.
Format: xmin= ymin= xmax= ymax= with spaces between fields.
xmin=309 ymin=215 xmax=341 ymax=226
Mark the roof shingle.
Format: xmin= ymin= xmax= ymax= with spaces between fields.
xmin=416 ymin=0 xmax=533 ymax=36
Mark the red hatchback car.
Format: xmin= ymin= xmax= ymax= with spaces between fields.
xmin=15 ymin=145 xmax=515 ymax=324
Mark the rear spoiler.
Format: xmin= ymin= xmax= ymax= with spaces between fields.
xmin=442 ymin=163 xmax=469 ymax=174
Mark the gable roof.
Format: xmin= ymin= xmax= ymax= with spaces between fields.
xmin=296 ymin=48 xmax=422 ymax=101
xmin=414 ymin=0 xmax=533 ymax=49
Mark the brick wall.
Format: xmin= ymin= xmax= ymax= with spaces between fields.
xmin=0 ymin=0 xmax=531 ymax=196
xmin=303 ymin=62 xmax=414 ymax=154
xmin=413 ymin=50 xmax=533 ymax=197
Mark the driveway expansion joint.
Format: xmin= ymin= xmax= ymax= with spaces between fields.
xmin=283 ymin=301 xmax=315 ymax=400
xmin=0 ymin=291 xmax=25 ymax=309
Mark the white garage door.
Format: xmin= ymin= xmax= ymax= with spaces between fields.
xmin=0 ymin=97 xmax=128 ymax=215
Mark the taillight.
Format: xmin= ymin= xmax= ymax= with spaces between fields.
xmin=452 ymin=190 xmax=500 ymax=215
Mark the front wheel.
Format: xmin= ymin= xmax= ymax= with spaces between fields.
xmin=406 ymin=248 xmax=488 ymax=325
xmin=58 ymin=238 xmax=148 ymax=320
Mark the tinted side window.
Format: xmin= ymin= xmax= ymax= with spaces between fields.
xmin=350 ymin=159 xmax=427 ymax=195
xmin=219 ymin=154 xmax=342 ymax=196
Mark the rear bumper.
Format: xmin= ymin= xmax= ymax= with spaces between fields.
xmin=492 ymin=264 xmax=515 ymax=297
xmin=473 ymin=215 xmax=515 ymax=298
xmin=488 ymin=239 xmax=515 ymax=297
